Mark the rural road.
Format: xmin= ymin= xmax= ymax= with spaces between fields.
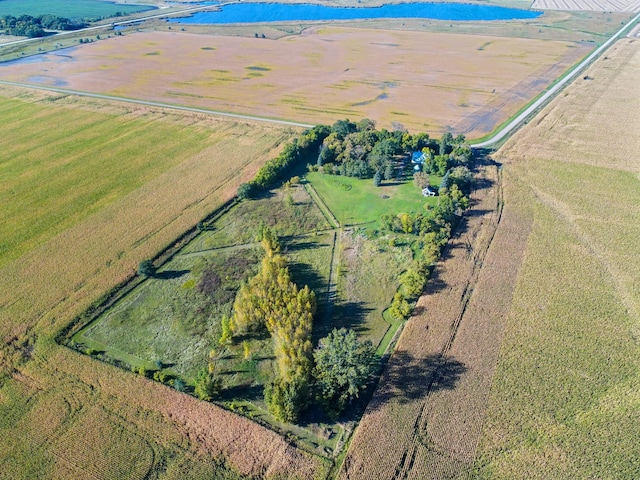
xmin=0 ymin=2 xmax=236 ymax=48
xmin=0 ymin=79 xmax=315 ymax=128
xmin=471 ymin=11 xmax=640 ymax=149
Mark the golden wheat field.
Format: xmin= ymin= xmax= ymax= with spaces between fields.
xmin=0 ymin=28 xmax=591 ymax=137
xmin=0 ymin=85 xmax=337 ymax=479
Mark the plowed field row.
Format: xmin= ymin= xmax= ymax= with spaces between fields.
xmin=532 ymin=0 xmax=640 ymax=11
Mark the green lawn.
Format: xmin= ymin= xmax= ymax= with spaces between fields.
xmin=0 ymin=0 xmax=152 ymax=19
xmin=306 ymin=171 xmax=441 ymax=227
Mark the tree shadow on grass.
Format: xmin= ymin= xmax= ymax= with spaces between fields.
xmin=219 ymin=383 xmax=264 ymax=402
xmin=155 ymin=269 xmax=190 ymax=280
xmin=314 ymin=300 xmax=374 ymax=343
xmin=288 ymin=261 xmax=327 ymax=296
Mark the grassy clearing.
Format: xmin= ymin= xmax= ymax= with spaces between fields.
xmin=334 ymin=232 xmax=413 ymax=349
xmin=0 ymin=0 xmax=152 ymax=19
xmin=182 ymin=183 xmax=330 ymax=253
xmin=74 ymin=247 xmax=263 ymax=380
xmin=305 ymin=171 xmax=440 ymax=227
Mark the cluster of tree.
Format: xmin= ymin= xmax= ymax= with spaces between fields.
xmin=216 ymin=229 xmax=375 ymax=422
xmin=0 ymin=15 xmax=84 ymax=37
xmin=385 ymin=182 xmax=471 ymax=320
xmin=237 ymin=125 xmax=331 ymax=199
xmin=223 ymin=229 xmax=316 ymax=422
xmin=311 ymin=119 xmax=472 ymax=185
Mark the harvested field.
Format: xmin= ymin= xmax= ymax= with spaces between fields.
xmin=471 ymin=38 xmax=640 ymax=477
xmin=338 ymin=161 xmax=507 ymax=479
xmin=340 ymin=40 xmax=640 ymax=478
xmin=0 ymin=28 xmax=591 ymax=137
xmin=532 ymin=0 xmax=640 ymax=11
xmin=0 ymin=86 xmax=335 ymax=478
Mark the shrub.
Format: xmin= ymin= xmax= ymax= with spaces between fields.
xmin=137 ymin=259 xmax=156 ymax=278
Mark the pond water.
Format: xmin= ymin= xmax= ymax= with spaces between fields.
xmin=168 ymin=2 xmax=541 ymax=25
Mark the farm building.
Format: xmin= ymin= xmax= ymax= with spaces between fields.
xmin=411 ymin=151 xmax=426 ymax=164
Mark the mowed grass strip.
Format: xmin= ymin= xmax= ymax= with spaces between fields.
xmin=0 ymin=97 xmax=210 ymax=268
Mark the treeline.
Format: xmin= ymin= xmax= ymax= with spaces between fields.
xmin=385 ymin=180 xmax=471 ymax=320
xmin=211 ymin=229 xmax=374 ymax=422
xmin=238 ymin=124 xmax=331 ymax=199
xmin=311 ymin=119 xmax=471 ymax=181
xmin=0 ymin=15 xmax=85 ymax=37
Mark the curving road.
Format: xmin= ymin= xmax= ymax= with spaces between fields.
xmin=471 ymin=11 xmax=640 ymax=149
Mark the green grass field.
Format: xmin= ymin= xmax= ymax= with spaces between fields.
xmin=305 ymin=171 xmax=441 ymax=227
xmin=0 ymin=0 xmax=152 ymax=20
xmin=0 ymin=97 xmax=213 ymax=268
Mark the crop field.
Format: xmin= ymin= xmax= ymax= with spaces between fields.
xmin=469 ymin=39 xmax=640 ymax=478
xmin=0 ymin=28 xmax=591 ymax=137
xmin=0 ymin=86 xmax=340 ymax=479
xmin=0 ymin=0 xmax=152 ymax=19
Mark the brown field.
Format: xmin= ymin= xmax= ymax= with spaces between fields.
xmin=338 ymin=161 xmax=506 ymax=478
xmin=339 ymin=38 xmax=640 ymax=479
xmin=0 ymin=28 xmax=591 ymax=137
xmin=532 ymin=0 xmax=640 ymax=11
xmin=0 ymin=85 xmax=334 ymax=479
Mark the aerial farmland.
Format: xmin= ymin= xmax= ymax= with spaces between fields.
xmin=1 ymin=0 xmax=638 ymax=479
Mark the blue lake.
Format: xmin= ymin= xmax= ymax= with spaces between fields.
xmin=169 ymin=2 xmax=541 ymax=24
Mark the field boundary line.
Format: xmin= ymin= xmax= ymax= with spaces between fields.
xmin=303 ymin=181 xmax=340 ymax=229
xmin=0 ymin=80 xmax=315 ymax=128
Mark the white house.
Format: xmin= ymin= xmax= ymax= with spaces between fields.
xmin=422 ymin=186 xmax=436 ymax=197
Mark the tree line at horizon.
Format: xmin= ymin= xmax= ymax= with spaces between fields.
xmin=0 ymin=14 xmax=85 ymax=38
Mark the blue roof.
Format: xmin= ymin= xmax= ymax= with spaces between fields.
xmin=411 ymin=151 xmax=425 ymax=163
